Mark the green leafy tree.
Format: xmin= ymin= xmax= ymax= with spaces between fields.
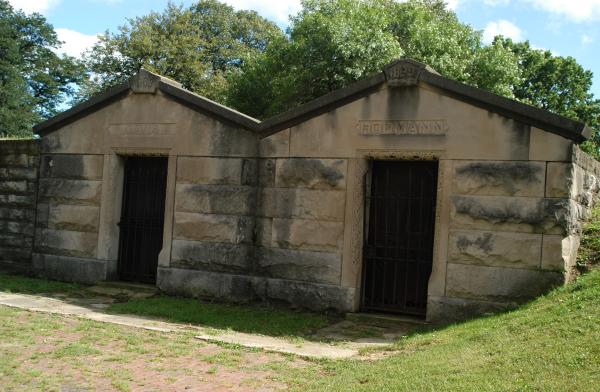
xmin=0 ymin=0 xmax=85 ymax=137
xmin=81 ymin=0 xmax=283 ymax=103
xmin=227 ymin=0 xmax=521 ymax=118
xmin=500 ymin=39 xmax=600 ymax=157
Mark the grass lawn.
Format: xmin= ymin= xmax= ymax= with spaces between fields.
xmin=108 ymin=295 xmax=330 ymax=336
xmin=0 ymin=272 xmax=82 ymax=295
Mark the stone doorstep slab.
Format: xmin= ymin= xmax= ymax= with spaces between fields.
xmin=0 ymin=292 xmax=389 ymax=360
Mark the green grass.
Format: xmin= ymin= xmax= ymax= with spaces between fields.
xmin=107 ymin=295 xmax=329 ymax=337
xmin=577 ymin=204 xmax=600 ymax=269
xmin=0 ymin=272 xmax=83 ymax=295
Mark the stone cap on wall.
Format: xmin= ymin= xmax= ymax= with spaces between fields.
xmin=33 ymin=59 xmax=592 ymax=144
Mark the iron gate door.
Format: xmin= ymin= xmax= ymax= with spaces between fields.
xmin=117 ymin=157 xmax=168 ymax=284
xmin=361 ymin=160 xmax=438 ymax=316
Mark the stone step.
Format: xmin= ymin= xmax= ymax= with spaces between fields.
xmin=87 ymin=281 xmax=159 ymax=300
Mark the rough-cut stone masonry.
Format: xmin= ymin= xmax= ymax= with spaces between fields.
xmin=0 ymin=140 xmax=39 ymax=273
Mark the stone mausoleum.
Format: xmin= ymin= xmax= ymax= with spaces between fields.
xmin=1 ymin=59 xmax=599 ymax=322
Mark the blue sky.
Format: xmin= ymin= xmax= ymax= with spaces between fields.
xmin=8 ymin=0 xmax=600 ymax=97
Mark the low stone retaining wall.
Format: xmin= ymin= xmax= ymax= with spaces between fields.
xmin=0 ymin=139 xmax=39 ymax=273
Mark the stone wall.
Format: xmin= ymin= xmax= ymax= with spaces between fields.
xmin=432 ymin=150 xmax=600 ymax=322
xmin=171 ymin=157 xmax=258 ymax=274
xmin=32 ymin=153 xmax=105 ymax=282
xmin=0 ymin=140 xmax=39 ymax=273
xmin=256 ymin=158 xmax=347 ymax=285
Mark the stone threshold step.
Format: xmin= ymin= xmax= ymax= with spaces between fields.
xmin=93 ymin=281 xmax=158 ymax=292
xmin=346 ymin=312 xmax=429 ymax=326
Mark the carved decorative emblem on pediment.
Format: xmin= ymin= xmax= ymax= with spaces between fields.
xmin=129 ymin=69 xmax=161 ymax=93
xmin=384 ymin=59 xmax=427 ymax=87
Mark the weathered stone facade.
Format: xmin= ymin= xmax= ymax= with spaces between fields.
xmin=1 ymin=60 xmax=598 ymax=322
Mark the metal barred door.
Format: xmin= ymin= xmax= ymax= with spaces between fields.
xmin=361 ymin=160 xmax=438 ymax=316
xmin=117 ymin=157 xmax=168 ymax=284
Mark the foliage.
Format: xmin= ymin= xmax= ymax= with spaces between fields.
xmin=80 ymin=0 xmax=283 ymax=103
xmin=0 ymin=0 xmax=85 ymax=137
xmin=501 ymin=39 xmax=600 ymax=158
xmin=227 ymin=0 xmax=521 ymax=118
xmin=577 ymin=203 xmax=600 ymax=268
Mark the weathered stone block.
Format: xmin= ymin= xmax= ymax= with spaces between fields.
xmin=176 ymin=157 xmax=243 ymax=185
xmin=0 ymin=234 xmax=32 ymax=248
xmin=258 ymin=159 xmax=275 ymax=187
xmin=272 ymin=218 xmax=344 ymax=252
xmin=275 ymin=158 xmax=347 ymax=190
xmin=256 ymin=247 xmax=341 ymax=285
xmin=0 ymin=180 xmax=28 ymax=194
xmin=263 ymin=278 xmax=355 ymax=312
xmin=453 ymin=161 xmax=545 ymax=197
xmin=259 ymin=129 xmax=289 ymax=158
xmin=448 ymin=230 xmax=541 ymax=269
xmin=427 ymin=296 xmax=516 ymax=323
xmin=171 ymin=239 xmax=253 ymax=273
xmin=546 ymin=162 xmax=573 ymax=198
xmin=259 ymin=188 xmax=346 ymax=221
xmin=0 ymin=220 xmax=34 ymax=235
xmin=541 ymin=234 xmax=579 ymax=272
xmin=0 ymin=247 xmax=31 ymax=262
xmin=241 ymin=159 xmax=258 ymax=186
xmin=0 ymin=194 xmax=35 ymax=208
xmin=175 ymin=184 xmax=256 ymax=215
xmin=446 ymin=263 xmax=564 ymax=302
xmin=451 ymin=195 xmax=580 ymax=234
xmin=173 ymin=212 xmax=252 ymax=244
xmin=36 ymin=203 xmax=49 ymax=227
xmin=40 ymin=154 xmax=103 ymax=180
xmin=32 ymin=253 xmax=107 ymax=283
xmin=156 ymin=267 xmax=355 ymax=312
xmin=255 ymin=218 xmax=272 ymax=247
xmin=39 ymin=179 xmax=102 ymax=205
xmin=48 ymin=204 xmax=100 ymax=232
xmin=0 ymin=167 xmax=37 ymax=180
xmin=0 ymin=207 xmax=35 ymax=222
xmin=35 ymin=229 xmax=98 ymax=258
xmin=0 ymin=154 xmax=29 ymax=167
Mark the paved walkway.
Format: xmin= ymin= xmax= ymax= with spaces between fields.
xmin=0 ymin=292 xmax=407 ymax=360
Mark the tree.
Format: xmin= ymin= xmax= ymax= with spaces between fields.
xmin=501 ymin=39 xmax=600 ymax=157
xmin=227 ymin=0 xmax=521 ymax=118
xmin=0 ymin=0 xmax=85 ymax=137
xmin=81 ymin=0 xmax=283 ymax=103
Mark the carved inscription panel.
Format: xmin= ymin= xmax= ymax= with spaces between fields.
xmin=357 ymin=120 xmax=448 ymax=136
xmin=108 ymin=123 xmax=176 ymax=137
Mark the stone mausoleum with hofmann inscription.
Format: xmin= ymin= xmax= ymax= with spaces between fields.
xmin=1 ymin=59 xmax=599 ymax=322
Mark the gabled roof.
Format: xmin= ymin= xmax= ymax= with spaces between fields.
xmin=34 ymin=69 xmax=260 ymax=136
xmin=34 ymin=60 xmax=592 ymax=143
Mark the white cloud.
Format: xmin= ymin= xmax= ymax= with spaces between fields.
xmin=445 ymin=0 xmax=461 ymax=10
xmin=221 ymin=0 xmax=301 ymax=25
xmin=55 ymin=28 xmax=99 ymax=58
xmin=482 ymin=19 xmax=523 ymax=43
xmin=7 ymin=0 xmax=60 ymax=14
xmin=527 ymin=0 xmax=600 ymax=22
xmin=582 ymin=34 xmax=594 ymax=45
xmin=483 ymin=0 xmax=600 ymax=22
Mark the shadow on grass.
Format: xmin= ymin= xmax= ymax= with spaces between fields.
xmin=106 ymin=295 xmax=331 ymax=337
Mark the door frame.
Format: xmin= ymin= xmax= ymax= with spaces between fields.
xmin=341 ymin=150 xmax=451 ymax=321
xmin=96 ymin=149 xmax=177 ymax=283
xmin=116 ymin=156 xmax=169 ymax=284
xmin=360 ymin=159 xmax=439 ymax=316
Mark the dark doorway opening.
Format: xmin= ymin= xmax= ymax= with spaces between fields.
xmin=361 ymin=160 xmax=438 ymax=316
xmin=117 ymin=156 xmax=168 ymax=284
